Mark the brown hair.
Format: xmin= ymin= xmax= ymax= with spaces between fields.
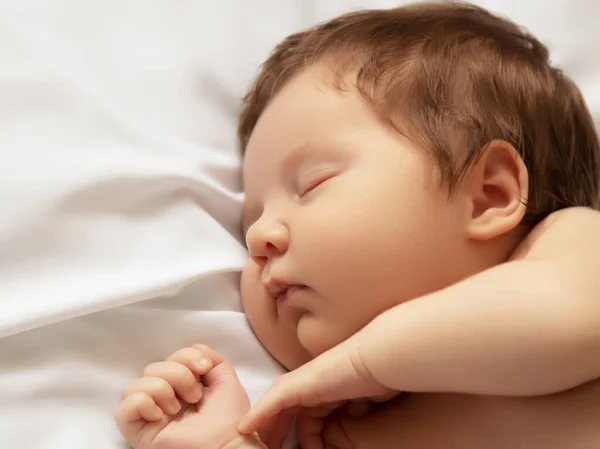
xmin=238 ymin=2 xmax=600 ymax=223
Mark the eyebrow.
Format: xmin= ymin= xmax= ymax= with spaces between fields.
xmin=280 ymin=142 xmax=312 ymax=171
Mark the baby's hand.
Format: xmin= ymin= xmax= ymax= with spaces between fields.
xmin=115 ymin=344 xmax=253 ymax=449
xmin=238 ymin=334 xmax=395 ymax=437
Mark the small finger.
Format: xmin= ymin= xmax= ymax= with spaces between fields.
xmin=123 ymin=377 xmax=181 ymax=416
xmin=191 ymin=344 xmax=227 ymax=365
xmin=321 ymin=414 xmax=353 ymax=449
xmin=258 ymin=412 xmax=295 ymax=449
xmin=115 ymin=392 xmax=163 ymax=423
xmin=190 ymin=344 xmax=250 ymax=410
xmin=237 ymin=374 xmax=300 ymax=434
xmin=114 ymin=392 xmax=164 ymax=445
xmin=166 ymin=346 xmax=213 ymax=376
xmin=237 ymin=398 xmax=278 ymax=435
xmin=144 ymin=361 xmax=203 ymax=404
xmin=296 ymin=413 xmax=325 ymax=449
xmin=191 ymin=345 xmax=240 ymax=389
xmin=343 ymin=400 xmax=373 ymax=417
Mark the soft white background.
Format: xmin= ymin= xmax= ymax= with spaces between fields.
xmin=0 ymin=1 xmax=598 ymax=448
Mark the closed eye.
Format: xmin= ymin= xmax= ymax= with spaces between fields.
xmin=297 ymin=171 xmax=337 ymax=198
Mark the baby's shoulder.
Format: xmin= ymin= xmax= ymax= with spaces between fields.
xmin=510 ymin=207 xmax=600 ymax=261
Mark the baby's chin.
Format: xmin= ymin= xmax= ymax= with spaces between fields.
xmin=293 ymin=314 xmax=347 ymax=363
xmin=271 ymin=319 xmax=336 ymax=370
xmin=275 ymin=344 xmax=313 ymax=371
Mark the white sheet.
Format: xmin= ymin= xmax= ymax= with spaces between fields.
xmin=0 ymin=1 xmax=598 ymax=448
xmin=0 ymin=1 xmax=295 ymax=447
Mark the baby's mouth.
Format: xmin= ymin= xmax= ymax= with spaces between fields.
xmin=264 ymin=279 xmax=306 ymax=303
xmin=275 ymin=285 xmax=305 ymax=303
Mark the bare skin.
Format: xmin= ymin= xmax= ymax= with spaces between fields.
xmin=116 ymin=66 xmax=600 ymax=449
xmin=115 ymin=346 xmax=600 ymax=449
xmin=334 ymin=380 xmax=600 ymax=449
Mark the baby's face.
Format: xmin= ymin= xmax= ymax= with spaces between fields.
xmin=241 ymin=67 xmax=477 ymax=370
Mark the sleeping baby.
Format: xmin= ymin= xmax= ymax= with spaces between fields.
xmin=115 ymin=3 xmax=600 ymax=448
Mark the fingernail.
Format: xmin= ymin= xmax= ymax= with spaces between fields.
xmin=169 ymin=400 xmax=181 ymax=415
xmin=197 ymin=357 xmax=212 ymax=370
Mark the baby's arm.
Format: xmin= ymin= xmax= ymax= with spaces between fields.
xmin=362 ymin=207 xmax=600 ymax=396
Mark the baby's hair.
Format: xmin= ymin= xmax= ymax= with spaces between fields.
xmin=238 ymin=2 xmax=600 ymax=223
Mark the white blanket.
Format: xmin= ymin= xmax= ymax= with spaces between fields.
xmin=0 ymin=1 xmax=598 ymax=448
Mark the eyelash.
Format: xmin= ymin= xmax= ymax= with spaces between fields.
xmin=297 ymin=172 xmax=336 ymax=198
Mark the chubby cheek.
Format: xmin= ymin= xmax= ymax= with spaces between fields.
xmin=296 ymin=187 xmax=452 ymax=327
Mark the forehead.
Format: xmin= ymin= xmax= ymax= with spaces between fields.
xmin=243 ymin=68 xmax=373 ymax=180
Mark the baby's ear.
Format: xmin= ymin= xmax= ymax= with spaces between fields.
xmin=462 ymin=140 xmax=529 ymax=241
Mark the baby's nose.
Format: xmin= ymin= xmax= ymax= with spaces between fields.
xmin=246 ymin=221 xmax=289 ymax=261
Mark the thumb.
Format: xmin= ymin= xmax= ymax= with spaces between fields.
xmin=238 ymin=335 xmax=386 ymax=435
xmin=192 ymin=345 xmax=249 ymax=409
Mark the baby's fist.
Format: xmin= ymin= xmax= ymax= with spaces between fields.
xmin=115 ymin=345 xmax=251 ymax=449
